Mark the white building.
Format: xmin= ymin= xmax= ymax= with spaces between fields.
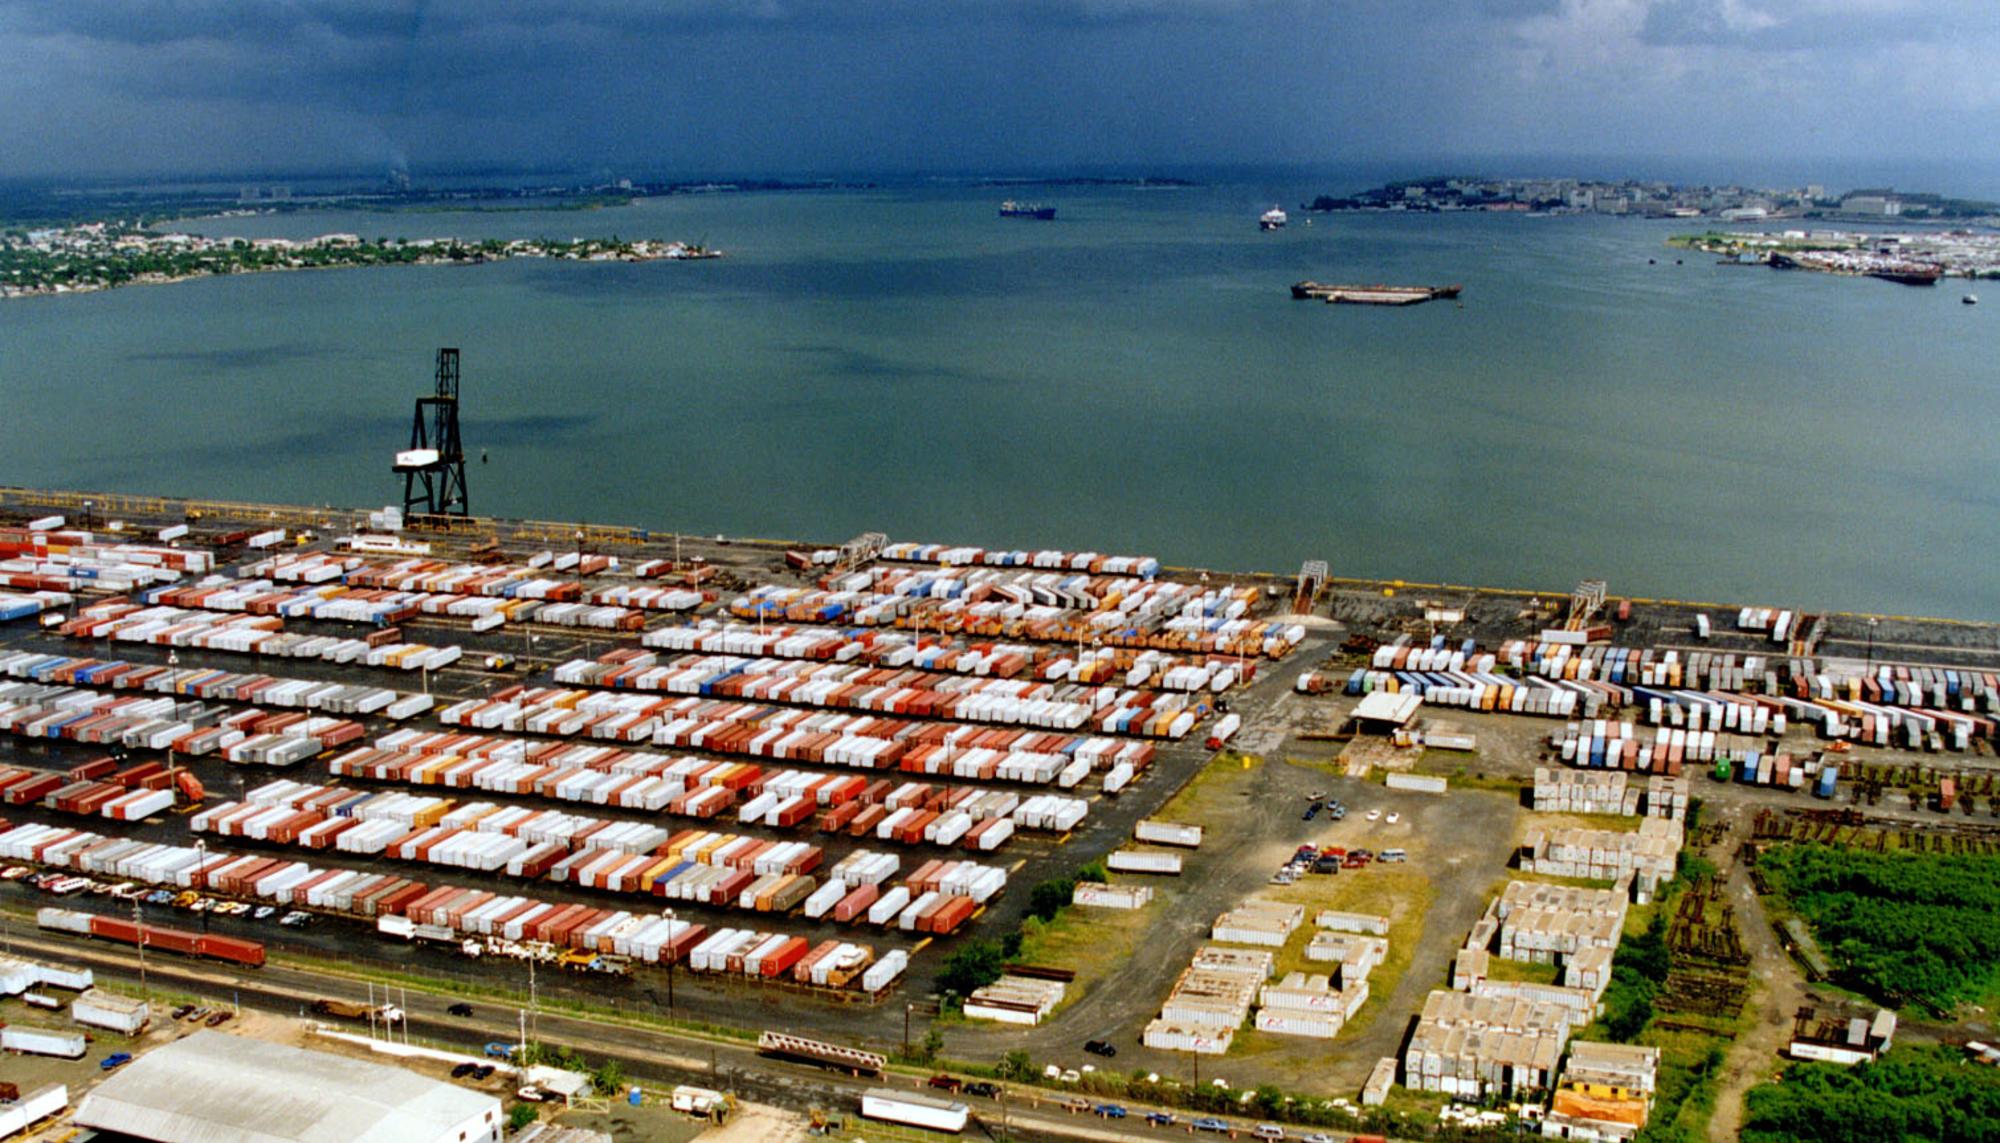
xmin=76 ymin=1031 xmax=503 ymax=1143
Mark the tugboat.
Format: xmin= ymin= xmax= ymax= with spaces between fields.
xmin=1964 ymin=293 xmax=1980 ymax=306
xmin=1259 ymin=206 xmax=1288 ymax=231
xmin=999 ymin=201 xmax=1055 ymax=220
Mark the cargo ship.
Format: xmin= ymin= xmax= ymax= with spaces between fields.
xmin=1259 ymin=206 xmax=1288 ymax=231
xmin=1290 ymin=282 xmax=1462 ymax=306
xmin=998 ymin=201 xmax=1055 ymax=220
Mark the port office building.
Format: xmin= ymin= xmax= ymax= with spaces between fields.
xmin=76 ymin=1031 xmax=503 ymax=1143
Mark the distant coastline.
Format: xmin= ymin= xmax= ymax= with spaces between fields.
xmin=0 ymin=228 xmax=718 ymax=300
xmin=1305 ymin=174 xmax=2000 ymax=225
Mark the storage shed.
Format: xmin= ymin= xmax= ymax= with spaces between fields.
xmin=75 ymin=1031 xmax=503 ymax=1143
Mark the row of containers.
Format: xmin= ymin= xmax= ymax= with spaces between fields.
xmin=436 ymin=687 xmax=1159 ymax=786
xmin=61 ymin=603 xmax=464 ymax=671
xmin=552 ymin=648 xmax=1220 ymax=737
xmin=1495 ymin=637 xmax=2000 ymax=719
xmin=875 ymin=543 xmax=1162 ymax=577
xmin=250 ymin=552 xmax=708 ymax=625
xmin=0 ymin=589 xmax=69 ymax=621
xmin=1551 ymin=724 xmax=1842 ymax=795
xmin=0 ymin=651 xmax=433 ymax=718
xmin=2 ymin=823 xmax=911 ymax=994
xmin=1303 ymin=667 xmax=1611 ymax=720
xmin=0 ymin=525 xmax=213 ymax=592
xmin=188 ymin=787 xmax=1006 ymax=933
xmin=37 ymin=907 xmax=265 ymax=966
xmin=322 ymin=738 xmax=1083 ymax=848
xmin=0 ymin=760 xmax=183 ymax=822
xmin=1309 ymin=646 xmax=1996 ymax=753
xmin=642 ymin=620 xmax=1259 ymax=693
xmin=733 ymin=576 xmax=1304 ymax=659
xmin=0 ymin=681 xmax=369 ymax=766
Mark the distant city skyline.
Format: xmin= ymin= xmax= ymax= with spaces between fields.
xmin=1 ymin=1 xmax=1995 ymax=186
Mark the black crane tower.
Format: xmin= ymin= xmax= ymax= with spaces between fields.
xmin=393 ymin=348 xmax=469 ymax=518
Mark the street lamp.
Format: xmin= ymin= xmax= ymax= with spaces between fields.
xmin=194 ymin=839 xmax=209 ymax=934
xmin=1866 ymin=617 xmax=1879 ymax=668
xmin=664 ymin=907 xmax=677 ymax=1016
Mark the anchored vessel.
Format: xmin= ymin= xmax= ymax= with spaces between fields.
xmin=998 ymin=201 xmax=1056 ymax=220
xmin=1290 ymin=281 xmax=1462 ymax=306
xmin=1259 ymin=206 xmax=1288 ymax=230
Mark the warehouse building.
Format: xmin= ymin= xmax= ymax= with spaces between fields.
xmin=75 ymin=1031 xmax=503 ymax=1143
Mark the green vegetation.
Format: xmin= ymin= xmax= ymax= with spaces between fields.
xmin=1757 ymin=844 xmax=2000 ymax=1016
xmin=936 ymin=938 xmax=1007 ymax=999
xmin=508 ymin=1105 xmax=540 ymax=1131
xmin=0 ymin=228 xmax=711 ymax=297
xmin=1590 ymin=914 xmax=1670 ymax=1042
xmin=1572 ymin=893 xmax=1737 ymax=1143
xmin=1742 ymin=1045 xmax=2000 ymax=1143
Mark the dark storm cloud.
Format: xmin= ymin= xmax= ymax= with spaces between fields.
xmin=0 ymin=0 xmax=1993 ymax=178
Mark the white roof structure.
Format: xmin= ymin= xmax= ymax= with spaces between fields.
xmin=76 ymin=1031 xmax=502 ymax=1143
xmin=1353 ymin=690 xmax=1422 ymax=727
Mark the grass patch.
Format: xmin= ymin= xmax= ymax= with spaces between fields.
xmin=1010 ymin=895 xmax=1163 ymax=1016
xmin=1481 ymin=957 xmax=1560 ymax=986
xmin=1238 ymin=868 xmax=1434 ymax=1042
xmin=1157 ymin=750 xmax=1264 ymax=822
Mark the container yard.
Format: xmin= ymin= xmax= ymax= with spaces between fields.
xmin=7 ymin=482 xmax=2000 ymax=1130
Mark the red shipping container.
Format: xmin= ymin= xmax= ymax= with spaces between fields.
xmin=760 ymin=936 xmax=811 ymax=977
xmin=832 ymin=883 xmax=879 ymax=923
xmin=197 ymin=934 xmax=266 ymax=967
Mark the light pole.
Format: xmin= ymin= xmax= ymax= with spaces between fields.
xmin=194 ymin=839 xmax=209 ymax=934
xmin=1867 ymin=617 xmax=1878 ymax=669
xmin=664 ymin=908 xmax=677 ymax=1016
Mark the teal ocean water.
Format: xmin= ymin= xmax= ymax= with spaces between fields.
xmin=1 ymin=182 xmax=1994 ymax=618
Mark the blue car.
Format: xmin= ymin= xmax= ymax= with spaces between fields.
xmin=100 ymin=1052 xmax=133 ymax=1071
xmin=1093 ymin=1104 xmax=1128 ymax=1119
xmin=1146 ymin=1111 xmax=1179 ymax=1126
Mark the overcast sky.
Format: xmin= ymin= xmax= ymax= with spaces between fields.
xmin=1 ymin=0 xmax=1994 ymax=183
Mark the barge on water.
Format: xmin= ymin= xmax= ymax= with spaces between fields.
xmin=1291 ymin=281 xmax=1462 ymax=306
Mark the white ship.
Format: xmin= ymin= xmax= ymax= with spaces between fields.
xmin=1259 ymin=206 xmax=1288 ymax=231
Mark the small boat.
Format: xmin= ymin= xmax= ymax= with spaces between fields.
xmin=999 ymin=201 xmax=1055 ymax=220
xmin=1964 ymin=294 xmax=1979 ymax=305
xmin=1259 ymin=206 xmax=1288 ymax=231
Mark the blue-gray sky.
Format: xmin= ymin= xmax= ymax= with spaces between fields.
xmin=1 ymin=0 xmax=1994 ymax=180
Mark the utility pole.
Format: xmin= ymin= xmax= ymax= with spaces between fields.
xmin=133 ymin=897 xmax=148 ymax=1001
xmin=664 ymin=909 xmax=677 ymax=1016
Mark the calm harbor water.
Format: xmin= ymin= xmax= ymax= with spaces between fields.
xmin=1 ymin=182 xmax=1994 ymax=618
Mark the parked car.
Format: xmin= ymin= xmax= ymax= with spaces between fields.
xmin=448 ymin=1003 xmax=475 ymax=1017
xmin=205 ymin=1011 xmax=233 ymax=1027
xmin=1365 ymin=808 xmax=1381 ymax=822
xmin=1094 ymin=1104 xmax=1128 ymax=1119
xmin=185 ymin=1007 xmax=210 ymax=1022
xmin=0 ymin=866 xmax=27 ymax=880
xmin=964 ymin=1082 xmax=1001 ymax=1099
xmin=1253 ymin=1125 xmax=1287 ymax=1140
xmin=1301 ymin=1133 xmax=1338 ymax=1143
xmin=485 ymin=1042 xmax=518 ymax=1060
xmin=1084 ymin=1039 xmax=1117 ymax=1058
xmin=1146 ymin=1111 xmax=1179 ymax=1126
xmin=1302 ymin=802 xmax=1322 ymax=821
xmin=451 ymin=1063 xmax=477 ymax=1079
xmin=928 ymin=1074 xmax=964 ymax=1093
xmin=252 ymin=905 xmax=276 ymax=920
xmin=170 ymin=1004 xmax=194 ymax=1020
xmin=1193 ymin=1117 xmax=1233 ymax=1133
xmin=99 ymin=1053 xmax=133 ymax=1071
xmin=470 ymin=1065 xmax=495 ymax=1080
xmin=1386 ymin=812 xmax=1401 ymax=825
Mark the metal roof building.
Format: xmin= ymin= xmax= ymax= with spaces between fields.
xmin=75 ymin=1031 xmax=502 ymax=1143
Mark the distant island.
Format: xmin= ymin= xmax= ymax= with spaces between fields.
xmin=972 ymin=176 xmax=1195 ymax=189
xmin=0 ymin=225 xmax=718 ymax=300
xmin=1306 ymin=175 xmax=2000 ymax=223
